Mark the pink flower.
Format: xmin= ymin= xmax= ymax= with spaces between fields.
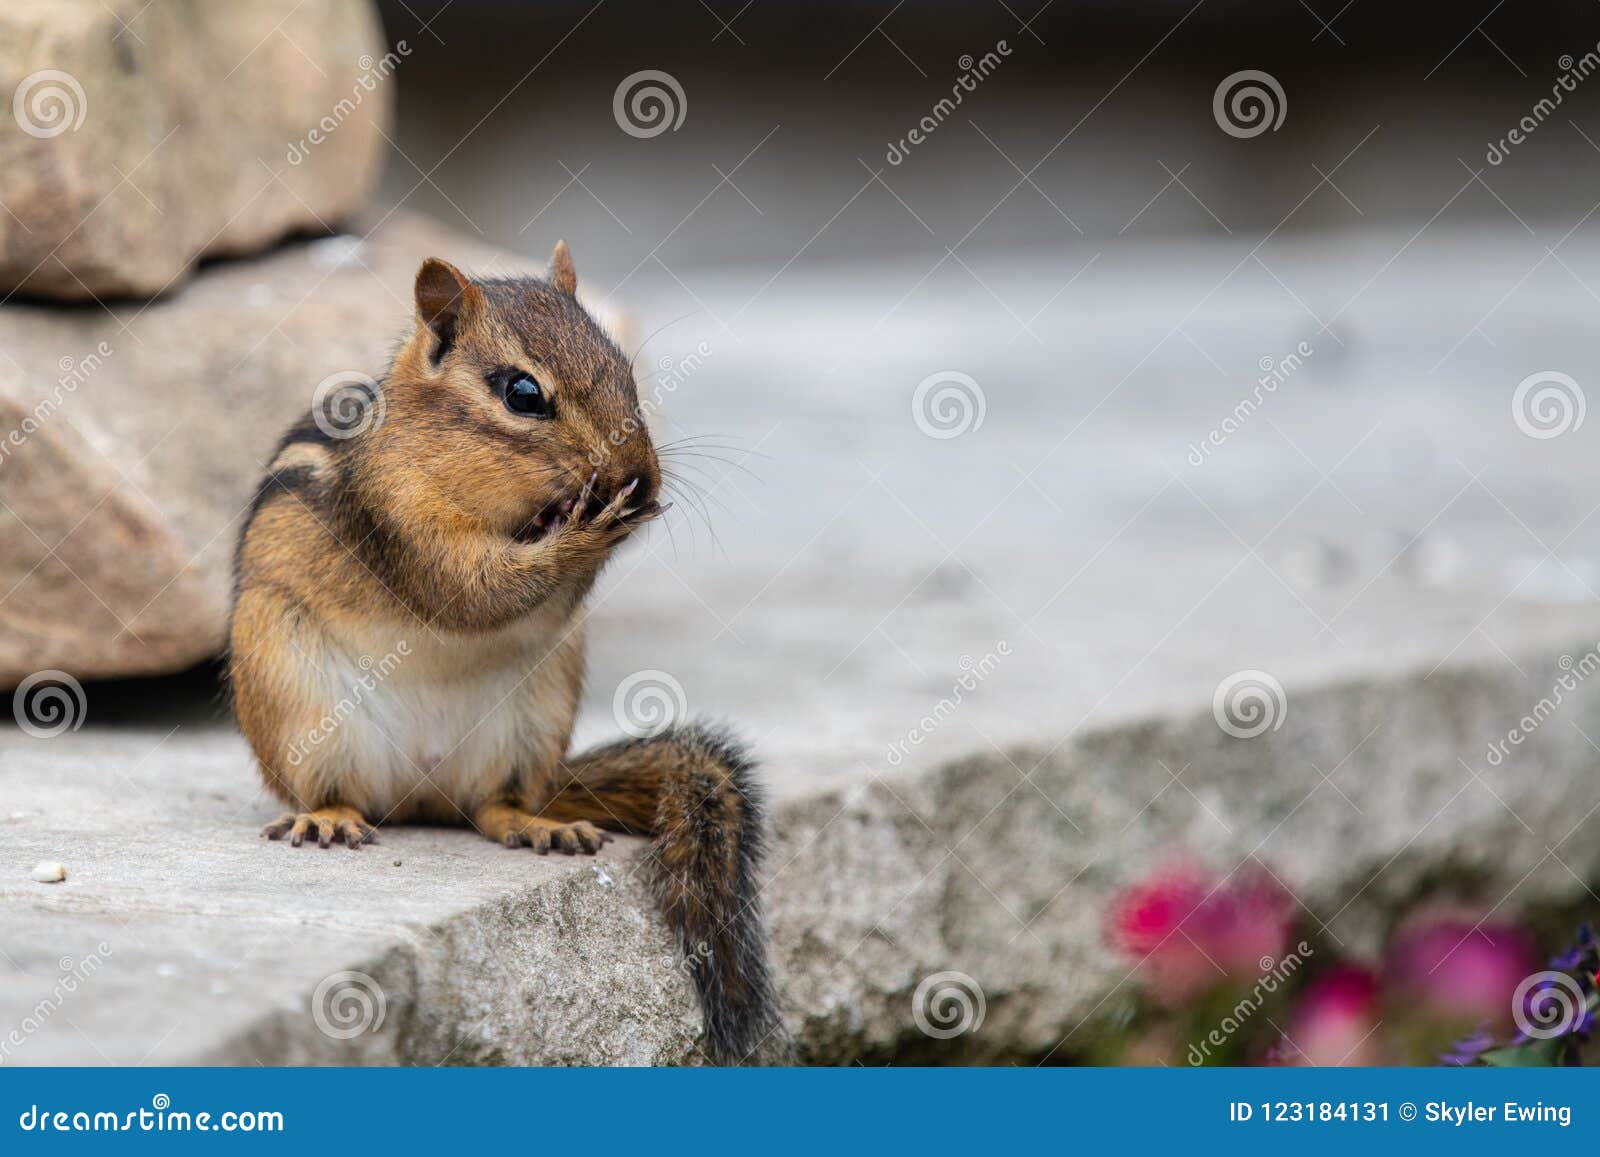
xmin=1107 ymin=862 xmax=1209 ymax=956
xmin=1385 ymin=917 xmax=1539 ymax=1027
xmin=1106 ymin=860 xmax=1296 ymax=1005
xmin=1279 ymin=964 xmax=1382 ymax=1066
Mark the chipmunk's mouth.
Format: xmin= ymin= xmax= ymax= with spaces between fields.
xmin=510 ymin=488 xmax=580 ymax=544
xmin=511 ymin=508 xmax=562 ymax=544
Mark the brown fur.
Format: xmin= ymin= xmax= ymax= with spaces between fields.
xmin=229 ymin=246 xmax=784 ymax=1063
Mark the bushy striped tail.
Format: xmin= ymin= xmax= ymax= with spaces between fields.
xmin=550 ymin=722 xmax=786 ymax=1064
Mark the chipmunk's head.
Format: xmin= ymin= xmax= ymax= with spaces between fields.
xmin=377 ymin=243 xmax=661 ymax=542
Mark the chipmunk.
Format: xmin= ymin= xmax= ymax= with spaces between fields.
xmin=228 ymin=243 xmax=783 ymax=1065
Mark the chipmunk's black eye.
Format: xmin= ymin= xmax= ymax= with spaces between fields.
xmin=502 ymin=373 xmax=553 ymax=419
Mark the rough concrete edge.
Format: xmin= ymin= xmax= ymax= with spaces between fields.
xmin=180 ymin=640 xmax=1600 ymax=1066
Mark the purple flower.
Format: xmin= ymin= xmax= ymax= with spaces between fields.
xmin=1440 ymin=1027 xmax=1495 ymax=1066
xmin=1549 ymin=923 xmax=1597 ymax=972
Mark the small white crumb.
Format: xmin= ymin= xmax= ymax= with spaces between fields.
xmin=591 ymin=865 xmax=614 ymax=888
xmin=30 ymin=860 xmax=66 ymax=883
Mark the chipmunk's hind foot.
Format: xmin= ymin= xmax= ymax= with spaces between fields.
xmin=475 ymin=802 xmax=610 ymax=855
xmin=262 ymin=806 xmax=377 ymax=850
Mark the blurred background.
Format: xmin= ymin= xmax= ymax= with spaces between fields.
xmin=376 ymin=0 xmax=1600 ymax=265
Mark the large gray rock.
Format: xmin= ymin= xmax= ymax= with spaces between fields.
xmin=0 ymin=0 xmax=390 ymax=300
xmin=0 ymin=213 xmax=622 ymax=689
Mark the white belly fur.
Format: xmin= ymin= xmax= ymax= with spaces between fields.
xmin=304 ymin=601 xmax=582 ymax=816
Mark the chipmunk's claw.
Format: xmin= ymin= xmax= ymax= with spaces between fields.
xmin=520 ymin=477 xmax=665 ymax=547
xmin=510 ymin=819 xmax=609 ymax=855
xmin=262 ymin=807 xmax=377 ymax=850
xmin=481 ymin=807 xmax=611 ymax=854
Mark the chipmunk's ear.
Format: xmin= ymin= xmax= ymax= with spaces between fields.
xmin=547 ymin=240 xmax=577 ymax=296
xmin=414 ymin=257 xmax=481 ymax=361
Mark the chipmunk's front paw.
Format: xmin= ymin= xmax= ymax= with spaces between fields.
xmin=262 ymin=806 xmax=377 ymax=849
xmin=539 ymin=475 xmax=669 ymax=549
